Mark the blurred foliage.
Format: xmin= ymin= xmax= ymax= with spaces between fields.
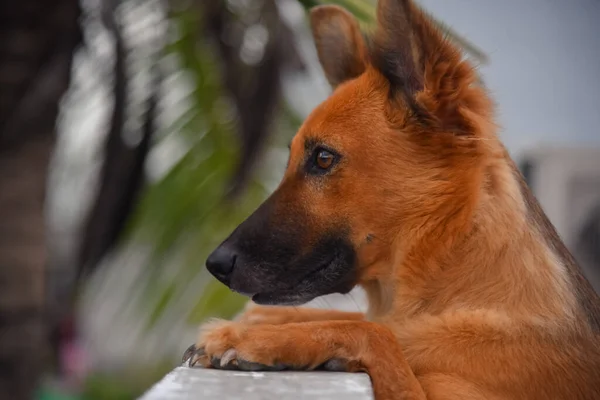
xmin=126 ymin=6 xmax=280 ymax=328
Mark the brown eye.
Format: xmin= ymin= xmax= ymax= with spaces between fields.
xmin=306 ymin=146 xmax=339 ymax=175
xmin=316 ymin=149 xmax=335 ymax=170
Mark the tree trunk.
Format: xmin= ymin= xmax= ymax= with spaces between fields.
xmin=0 ymin=136 xmax=54 ymax=399
xmin=0 ymin=0 xmax=81 ymax=398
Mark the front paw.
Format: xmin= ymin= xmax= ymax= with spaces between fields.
xmin=180 ymin=319 xmax=359 ymax=372
xmin=181 ymin=319 xmax=290 ymax=371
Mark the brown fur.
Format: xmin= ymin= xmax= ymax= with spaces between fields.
xmin=188 ymin=1 xmax=600 ymax=398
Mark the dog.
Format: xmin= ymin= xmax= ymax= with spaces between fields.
xmin=182 ymin=0 xmax=600 ymax=398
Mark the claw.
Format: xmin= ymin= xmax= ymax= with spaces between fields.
xmin=220 ymin=349 xmax=238 ymax=368
xmin=186 ymin=346 xmax=206 ymax=368
xmin=182 ymin=344 xmax=197 ymax=364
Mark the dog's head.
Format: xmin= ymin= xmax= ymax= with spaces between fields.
xmin=206 ymin=0 xmax=492 ymax=305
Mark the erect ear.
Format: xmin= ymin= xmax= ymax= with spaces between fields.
xmin=372 ymin=0 xmax=424 ymax=98
xmin=372 ymin=0 xmax=484 ymax=134
xmin=309 ymin=5 xmax=368 ymax=89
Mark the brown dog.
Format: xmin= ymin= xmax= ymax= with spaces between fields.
xmin=182 ymin=0 xmax=600 ymax=398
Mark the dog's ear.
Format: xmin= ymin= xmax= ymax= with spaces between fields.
xmin=310 ymin=5 xmax=368 ymax=89
xmin=372 ymin=0 xmax=424 ymax=99
xmin=372 ymin=0 xmax=485 ymax=134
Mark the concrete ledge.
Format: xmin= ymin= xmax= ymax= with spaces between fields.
xmin=139 ymin=366 xmax=374 ymax=400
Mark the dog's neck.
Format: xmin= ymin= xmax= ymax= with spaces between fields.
xmin=365 ymin=150 xmax=588 ymax=330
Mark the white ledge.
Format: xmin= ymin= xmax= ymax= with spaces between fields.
xmin=139 ymin=366 xmax=374 ymax=400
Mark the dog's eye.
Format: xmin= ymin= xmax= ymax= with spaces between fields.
xmin=305 ymin=146 xmax=339 ymax=175
xmin=314 ymin=149 xmax=335 ymax=172
xmin=315 ymin=149 xmax=335 ymax=170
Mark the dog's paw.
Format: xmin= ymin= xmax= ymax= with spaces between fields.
xmin=181 ymin=319 xmax=295 ymax=371
xmin=181 ymin=319 xmax=360 ymax=372
xmin=182 ymin=319 xmax=235 ymax=368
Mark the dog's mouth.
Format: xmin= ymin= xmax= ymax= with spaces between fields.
xmin=215 ymin=233 xmax=358 ymax=306
xmin=249 ymin=256 xmax=354 ymax=306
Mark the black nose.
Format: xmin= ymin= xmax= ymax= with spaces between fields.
xmin=206 ymin=245 xmax=237 ymax=283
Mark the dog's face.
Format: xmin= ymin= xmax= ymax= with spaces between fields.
xmin=205 ymin=0 xmax=489 ymax=305
xmin=207 ymin=79 xmax=404 ymax=305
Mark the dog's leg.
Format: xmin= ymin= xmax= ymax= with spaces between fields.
xmin=237 ymin=303 xmax=365 ymax=325
xmin=183 ymin=320 xmax=426 ymax=400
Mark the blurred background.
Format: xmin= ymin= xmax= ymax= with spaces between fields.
xmin=0 ymin=0 xmax=598 ymax=399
